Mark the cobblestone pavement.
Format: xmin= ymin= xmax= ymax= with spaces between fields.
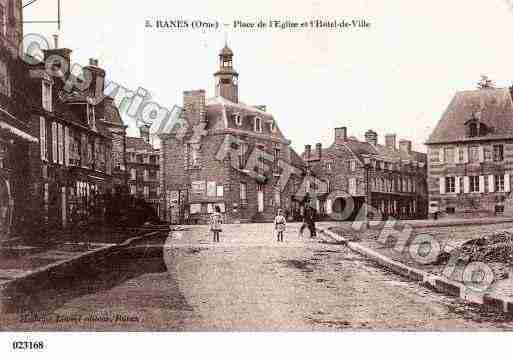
xmin=3 ymin=223 xmax=513 ymax=331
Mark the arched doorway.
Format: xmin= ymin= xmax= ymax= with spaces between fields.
xmin=0 ymin=178 xmax=12 ymax=239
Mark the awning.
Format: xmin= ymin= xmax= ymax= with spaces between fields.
xmin=0 ymin=120 xmax=39 ymax=143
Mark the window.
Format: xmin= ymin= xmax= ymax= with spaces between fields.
xmin=348 ymin=178 xmax=357 ymax=195
xmin=0 ymin=5 xmax=5 ymax=37
xmin=39 ymin=117 xmax=47 ymax=161
xmin=430 ymin=149 xmax=440 ymax=163
xmin=446 ymin=177 xmax=456 ymax=193
xmin=496 ymin=205 xmax=505 ymax=215
xmin=0 ymin=60 xmax=10 ymax=97
xmin=130 ymin=168 xmax=136 ymax=180
xmin=444 ymin=148 xmax=455 ymax=164
xmin=130 ymin=185 xmax=136 ymax=195
xmin=254 ymin=117 xmax=262 ymax=132
xmin=51 ymin=122 xmax=57 ymax=163
xmin=42 ymin=80 xmax=52 ymax=112
xmin=446 ymin=207 xmax=456 ymax=214
xmin=270 ymin=121 xmax=276 ymax=132
xmin=469 ymin=123 xmax=479 ymax=138
xmin=143 ymin=169 xmax=148 ymax=181
xmin=238 ymin=142 xmax=246 ymax=169
xmin=326 ymin=161 xmax=333 ymax=172
xmin=495 ymin=174 xmax=505 ymax=192
xmin=458 ymin=147 xmax=465 ymax=162
xmin=57 ymin=123 xmax=64 ymax=165
xmin=136 ymin=154 xmax=143 ymax=163
xmin=469 ymin=146 xmax=480 ymax=162
xmin=216 ymin=185 xmax=224 ymax=198
xmin=493 ymin=145 xmax=504 ymax=162
xmin=349 ymin=159 xmax=357 ymax=172
xmin=232 ymin=114 xmax=242 ymax=126
xmin=240 ymin=182 xmax=247 ymax=202
xmin=469 ymin=176 xmax=480 ymax=193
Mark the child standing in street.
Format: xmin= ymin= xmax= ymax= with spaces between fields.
xmin=274 ymin=209 xmax=287 ymax=242
xmin=210 ymin=206 xmax=223 ymax=243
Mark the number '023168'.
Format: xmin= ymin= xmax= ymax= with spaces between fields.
xmin=12 ymin=341 xmax=45 ymax=350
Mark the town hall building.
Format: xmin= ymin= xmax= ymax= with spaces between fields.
xmin=159 ymin=44 xmax=306 ymax=224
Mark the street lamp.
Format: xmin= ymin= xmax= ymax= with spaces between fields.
xmin=363 ymin=157 xmax=372 ymax=229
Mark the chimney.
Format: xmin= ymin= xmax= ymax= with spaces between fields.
xmin=335 ymin=127 xmax=347 ymax=142
xmin=316 ymin=143 xmax=322 ymax=159
xmin=304 ymin=145 xmax=312 ymax=160
xmin=385 ymin=134 xmax=397 ymax=149
xmin=140 ymin=124 xmax=151 ymax=143
xmin=365 ymin=130 xmax=378 ymax=146
xmin=84 ymin=58 xmax=106 ymax=100
xmin=43 ymin=42 xmax=73 ymax=81
xmin=399 ymin=139 xmax=412 ymax=154
xmin=183 ymin=90 xmax=207 ymax=125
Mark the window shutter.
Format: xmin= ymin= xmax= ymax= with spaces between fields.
xmin=489 ymin=175 xmax=495 ymax=193
xmin=455 ymin=176 xmax=461 ymax=194
xmin=462 ymin=147 xmax=469 ymax=163
xmin=479 ymin=176 xmax=485 ymax=193
xmin=505 ymin=173 xmax=511 ymax=192
xmin=454 ymin=148 xmax=460 ymax=164
xmin=463 ymin=176 xmax=470 ymax=193
xmin=51 ymin=122 xmax=57 ymax=163
xmin=479 ymin=146 xmax=485 ymax=163
xmin=39 ymin=116 xmax=46 ymax=160
xmin=64 ymin=126 xmax=69 ymax=166
xmin=440 ymin=148 xmax=445 ymax=164
xmin=57 ymin=123 xmax=63 ymax=164
xmin=439 ymin=177 xmax=446 ymax=194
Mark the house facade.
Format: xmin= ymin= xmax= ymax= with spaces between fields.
xmin=0 ymin=0 xmax=40 ymax=239
xmin=126 ymin=125 xmax=161 ymax=214
xmin=426 ymin=87 xmax=513 ymax=218
xmin=304 ymin=127 xmax=428 ymax=220
xmin=23 ymin=51 xmax=116 ymax=231
xmin=159 ymin=45 xmax=306 ymax=224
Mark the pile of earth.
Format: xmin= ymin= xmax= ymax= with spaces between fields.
xmin=437 ymin=230 xmax=513 ymax=281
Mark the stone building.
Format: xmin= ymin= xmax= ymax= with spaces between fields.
xmin=22 ymin=49 xmax=118 ymax=231
xmin=159 ymin=44 xmax=306 ymax=224
xmin=0 ymin=0 xmax=39 ymax=238
xmin=304 ymin=127 xmax=428 ymax=220
xmin=126 ymin=125 xmax=161 ymax=214
xmin=426 ymin=86 xmax=513 ymax=218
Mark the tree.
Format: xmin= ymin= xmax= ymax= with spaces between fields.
xmin=477 ymin=75 xmax=495 ymax=89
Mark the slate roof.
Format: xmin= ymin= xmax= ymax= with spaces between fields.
xmin=303 ymin=137 xmax=426 ymax=164
xmin=427 ymin=87 xmax=513 ymax=144
xmin=205 ymin=96 xmax=287 ymax=141
xmin=126 ymin=137 xmax=157 ymax=152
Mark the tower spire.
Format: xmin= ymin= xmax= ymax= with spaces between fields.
xmin=214 ymin=41 xmax=239 ymax=103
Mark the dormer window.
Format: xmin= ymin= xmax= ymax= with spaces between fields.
xmin=254 ymin=117 xmax=263 ymax=133
xmin=465 ymin=112 xmax=488 ymax=138
xmin=232 ymin=113 xmax=242 ymax=126
xmin=42 ymin=80 xmax=52 ymax=112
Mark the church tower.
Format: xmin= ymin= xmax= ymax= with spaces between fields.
xmin=214 ymin=43 xmax=239 ymax=103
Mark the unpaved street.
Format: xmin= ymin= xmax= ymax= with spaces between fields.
xmin=2 ymin=223 xmax=513 ymax=331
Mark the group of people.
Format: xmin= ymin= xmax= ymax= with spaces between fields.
xmin=208 ymin=204 xmax=318 ymax=243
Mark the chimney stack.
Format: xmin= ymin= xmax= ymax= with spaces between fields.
xmin=304 ymin=145 xmax=312 ymax=160
xmin=316 ymin=143 xmax=322 ymax=159
xmin=335 ymin=127 xmax=347 ymax=142
xmin=385 ymin=134 xmax=397 ymax=149
xmin=365 ymin=130 xmax=378 ymax=146
xmin=84 ymin=58 xmax=106 ymax=100
xmin=399 ymin=140 xmax=412 ymax=154
xmin=140 ymin=124 xmax=151 ymax=143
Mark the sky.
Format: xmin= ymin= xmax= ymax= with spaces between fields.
xmin=22 ymin=0 xmax=513 ymax=153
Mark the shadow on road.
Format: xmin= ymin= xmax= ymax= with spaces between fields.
xmin=2 ymin=246 xmax=178 ymax=315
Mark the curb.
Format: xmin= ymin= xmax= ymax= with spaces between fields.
xmin=319 ymin=226 xmax=513 ymax=315
xmin=0 ymin=231 xmax=168 ymax=313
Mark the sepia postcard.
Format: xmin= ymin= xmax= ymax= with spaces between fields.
xmin=2 ymin=0 xmax=513 ymax=356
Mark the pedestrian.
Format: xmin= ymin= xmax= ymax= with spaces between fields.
xmin=308 ymin=204 xmax=318 ymax=239
xmin=299 ymin=205 xmax=309 ymax=238
xmin=210 ymin=206 xmax=223 ymax=243
xmin=274 ymin=208 xmax=287 ymax=242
